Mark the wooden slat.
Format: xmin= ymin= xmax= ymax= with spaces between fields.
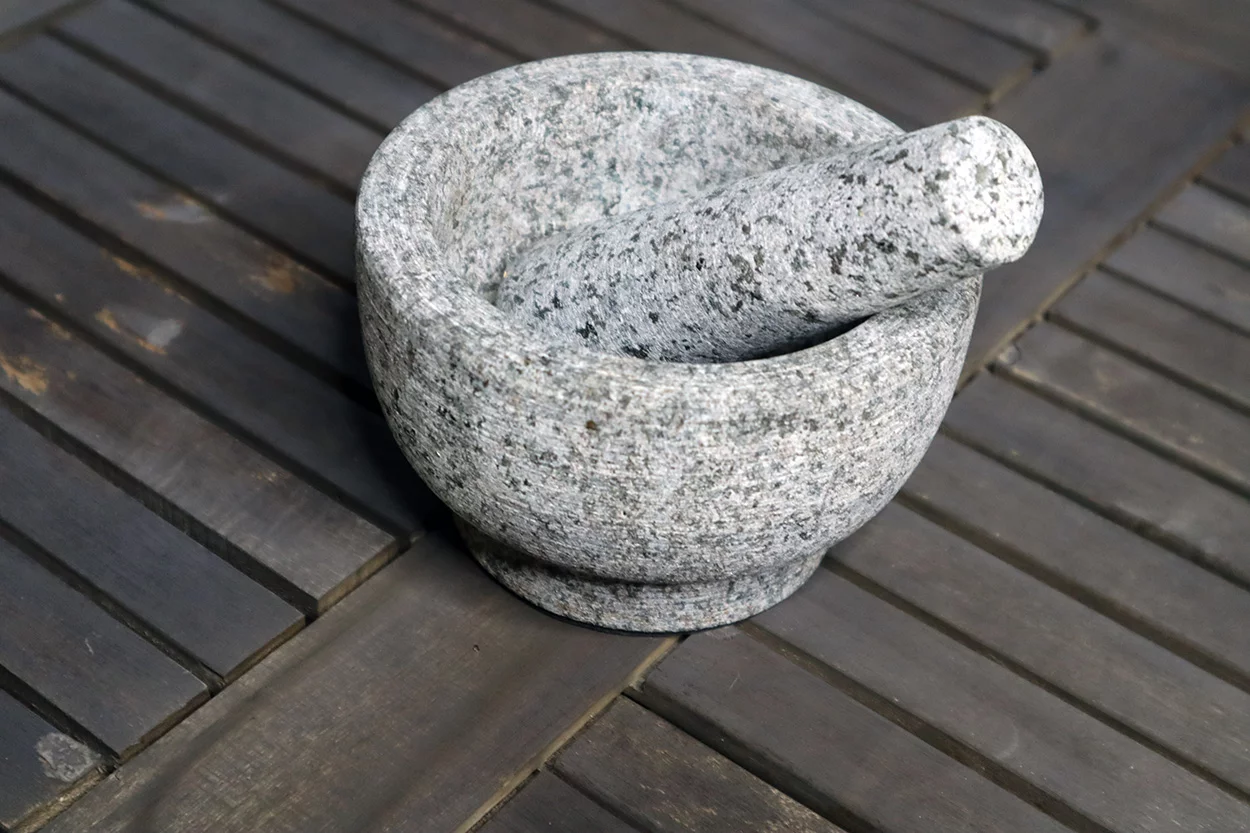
xmin=0 ymin=0 xmax=81 ymax=40
xmin=1153 ymin=184 xmax=1250 ymax=266
xmin=0 ymin=537 xmax=206 ymax=757
xmin=139 ymin=0 xmax=436 ymax=130
xmin=827 ymin=503 xmax=1250 ymax=801
xmin=967 ymin=32 xmax=1245 ymax=373
xmin=908 ymin=0 xmax=1088 ymax=57
xmin=409 ymin=0 xmax=629 ymax=58
xmin=272 ymin=0 xmax=515 ymax=88
xmin=553 ymin=698 xmax=841 ymax=833
xmin=801 ymin=0 xmax=1034 ymax=93
xmin=944 ymin=374 xmax=1250 ymax=584
xmin=641 ymin=629 xmax=1067 ymax=833
xmin=478 ymin=771 xmax=639 ymax=833
xmin=0 ymin=34 xmax=355 ymax=283
xmin=1007 ymin=321 xmax=1250 ymax=492
xmin=668 ymin=0 xmax=982 ymax=128
xmin=56 ymin=0 xmax=381 ymax=192
xmin=0 ymin=182 xmax=430 ymax=535
xmin=0 ymin=86 xmax=367 ymax=388
xmin=1203 ymin=142 xmax=1250 ymax=205
xmin=1103 ymin=225 xmax=1250 ymax=335
xmin=40 ymin=534 xmax=666 ymax=833
xmin=0 ymin=403 xmax=301 ymax=679
xmin=540 ymin=0 xmax=820 ymax=82
xmin=0 ymin=284 xmax=395 ymax=611
xmin=1052 ymin=270 xmax=1250 ymax=410
xmin=0 ymin=690 xmax=100 ymax=831
xmin=905 ymin=435 xmax=1250 ymax=685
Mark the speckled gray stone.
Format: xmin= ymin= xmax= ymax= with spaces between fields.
xmin=498 ymin=116 xmax=1042 ymax=362
xmin=356 ymin=53 xmax=1022 ymax=632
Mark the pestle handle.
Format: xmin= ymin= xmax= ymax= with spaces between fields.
xmin=497 ymin=115 xmax=1043 ymax=363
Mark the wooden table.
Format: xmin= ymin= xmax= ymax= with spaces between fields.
xmin=0 ymin=1 xmax=1248 ymax=830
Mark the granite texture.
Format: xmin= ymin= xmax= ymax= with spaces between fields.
xmin=356 ymin=53 xmax=996 ymax=632
xmin=499 ymin=116 xmax=1042 ymax=362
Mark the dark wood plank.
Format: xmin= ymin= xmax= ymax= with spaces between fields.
xmin=0 ymin=537 xmax=206 ymax=757
xmin=40 ymin=534 xmax=666 ymax=833
xmin=56 ymin=0 xmax=381 ymax=192
xmin=0 ymin=690 xmax=100 ymax=831
xmin=967 ymin=32 xmax=1245 ymax=373
xmin=907 ymin=0 xmax=1088 ymax=57
xmin=668 ymin=0 xmax=982 ymax=128
xmin=827 ymin=503 xmax=1250 ymax=800
xmin=553 ymin=697 xmax=841 ymax=833
xmin=1202 ymin=141 xmax=1250 ymax=204
xmin=0 ymin=182 xmax=430 ymax=535
xmin=0 ymin=285 xmax=396 ymax=611
xmin=540 ymin=0 xmax=821 ymax=83
xmin=479 ymin=771 xmax=639 ymax=833
xmin=1007 ymin=321 xmax=1250 ymax=492
xmin=801 ymin=0 xmax=1034 ymax=93
xmin=0 ymin=85 xmax=367 ymax=388
xmin=905 ymin=434 xmax=1250 ymax=686
xmin=1153 ymin=184 xmax=1250 ymax=266
xmin=1052 ymin=270 xmax=1250 ymax=411
xmin=1103 ymin=225 xmax=1250 ymax=335
xmin=0 ymin=34 xmax=356 ymax=283
xmin=271 ymin=0 xmax=515 ymax=88
xmin=641 ymin=630 xmax=1067 ymax=833
xmin=0 ymin=0 xmax=82 ymax=40
xmin=944 ymin=373 xmax=1250 ymax=584
xmin=0 ymin=403 xmax=301 ymax=679
xmin=138 ymin=0 xmax=436 ymax=130
xmin=409 ymin=0 xmax=628 ymax=58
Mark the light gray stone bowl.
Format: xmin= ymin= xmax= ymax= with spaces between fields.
xmin=357 ymin=52 xmax=980 ymax=632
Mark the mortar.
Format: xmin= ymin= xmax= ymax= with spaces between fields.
xmin=357 ymin=53 xmax=983 ymax=632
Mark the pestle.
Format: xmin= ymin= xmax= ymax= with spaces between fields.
xmin=496 ymin=115 xmax=1043 ymax=363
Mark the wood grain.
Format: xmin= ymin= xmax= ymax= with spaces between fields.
xmin=905 ymin=434 xmax=1250 ymax=685
xmin=827 ymin=502 xmax=1250 ymax=800
xmin=0 ymin=690 xmax=100 ymax=831
xmin=272 ymin=0 xmax=515 ymax=88
xmin=944 ymin=373 xmax=1250 ymax=584
xmin=1103 ymin=225 xmax=1250 ymax=335
xmin=553 ymin=698 xmax=842 ymax=833
xmin=1202 ymin=142 xmax=1250 ymax=204
xmin=800 ymin=0 xmax=1034 ymax=93
xmin=0 ymin=180 xmax=431 ymax=534
xmin=907 ymin=0 xmax=1088 ymax=57
xmin=539 ymin=0 xmax=820 ymax=82
xmin=967 ymin=32 xmax=1245 ymax=373
xmin=1153 ymin=184 xmax=1250 ymax=266
xmin=0 ymin=85 xmax=368 ymax=388
xmin=56 ymin=0 xmax=381 ymax=192
xmin=668 ymin=0 xmax=982 ymax=127
xmin=408 ymin=0 xmax=628 ymax=58
xmin=0 ymin=283 xmax=396 ymax=611
xmin=138 ymin=0 xmax=437 ymax=130
xmin=640 ymin=629 xmax=1067 ymax=833
xmin=0 ymin=403 xmax=301 ymax=679
xmin=0 ymin=537 xmax=206 ymax=757
xmin=40 ymin=533 xmax=666 ymax=833
xmin=1052 ymin=270 xmax=1250 ymax=411
xmin=1007 ymin=321 xmax=1250 ymax=492
xmin=478 ymin=771 xmax=639 ymax=833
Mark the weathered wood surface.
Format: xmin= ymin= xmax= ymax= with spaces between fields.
xmin=1202 ymin=141 xmax=1250 ymax=202
xmin=0 ymin=399 xmax=301 ymax=680
xmin=0 ymin=536 xmax=206 ymax=758
xmin=553 ymin=698 xmax=841 ymax=833
xmin=640 ymin=628 xmax=1067 ymax=833
xmin=40 ymin=534 xmax=666 ymax=833
xmin=907 ymin=0 xmax=1088 ymax=57
xmin=0 ymin=283 xmax=395 ymax=610
xmin=0 ymin=690 xmax=100 ymax=832
xmin=967 ymin=32 xmax=1246 ymax=373
xmin=477 ymin=772 xmax=639 ymax=833
xmin=945 ymin=374 xmax=1250 ymax=585
xmin=1153 ymin=184 xmax=1250 ymax=266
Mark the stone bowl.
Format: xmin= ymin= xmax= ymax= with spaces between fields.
xmin=356 ymin=52 xmax=980 ymax=632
